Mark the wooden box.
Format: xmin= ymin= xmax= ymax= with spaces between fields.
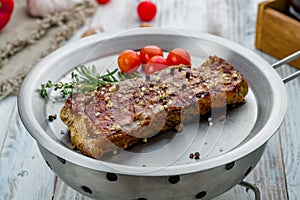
xmin=255 ymin=0 xmax=300 ymax=69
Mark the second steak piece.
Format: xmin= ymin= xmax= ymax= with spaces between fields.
xmin=60 ymin=55 xmax=249 ymax=159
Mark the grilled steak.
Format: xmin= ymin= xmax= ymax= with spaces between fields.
xmin=60 ymin=56 xmax=248 ymax=159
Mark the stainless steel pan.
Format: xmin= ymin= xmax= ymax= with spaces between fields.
xmin=18 ymin=28 xmax=300 ymax=200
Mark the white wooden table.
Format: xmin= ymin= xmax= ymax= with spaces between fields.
xmin=1 ymin=0 xmax=300 ymax=199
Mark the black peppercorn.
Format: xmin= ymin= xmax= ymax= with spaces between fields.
xmin=170 ymin=67 xmax=175 ymax=74
xmin=115 ymin=84 xmax=120 ymax=91
xmin=48 ymin=114 xmax=57 ymax=122
xmin=186 ymin=72 xmax=191 ymax=79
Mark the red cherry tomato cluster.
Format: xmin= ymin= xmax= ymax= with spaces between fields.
xmin=117 ymin=45 xmax=191 ymax=75
xmin=137 ymin=1 xmax=157 ymax=22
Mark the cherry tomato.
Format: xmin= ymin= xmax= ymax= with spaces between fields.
xmin=145 ymin=56 xmax=168 ymax=75
xmin=166 ymin=48 xmax=191 ymax=66
xmin=140 ymin=45 xmax=163 ymax=64
xmin=0 ymin=0 xmax=14 ymax=31
xmin=137 ymin=1 xmax=157 ymax=22
xmin=96 ymin=0 xmax=110 ymax=4
xmin=118 ymin=50 xmax=141 ymax=73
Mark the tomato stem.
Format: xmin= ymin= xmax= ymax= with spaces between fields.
xmin=0 ymin=2 xmax=2 ymax=9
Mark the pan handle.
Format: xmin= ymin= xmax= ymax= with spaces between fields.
xmin=272 ymin=50 xmax=300 ymax=83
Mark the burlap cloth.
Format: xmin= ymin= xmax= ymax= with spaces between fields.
xmin=0 ymin=0 xmax=97 ymax=99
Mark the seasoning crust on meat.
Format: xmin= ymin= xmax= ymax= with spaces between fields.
xmin=60 ymin=56 xmax=249 ymax=159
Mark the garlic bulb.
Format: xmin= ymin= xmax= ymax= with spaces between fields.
xmin=26 ymin=0 xmax=72 ymax=17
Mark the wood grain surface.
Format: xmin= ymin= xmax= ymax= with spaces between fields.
xmin=1 ymin=0 xmax=300 ymax=199
xmin=256 ymin=6 xmax=300 ymax=68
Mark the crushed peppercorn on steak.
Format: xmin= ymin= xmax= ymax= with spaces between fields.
xmin=60 ymin=56 xmax=249 ymax=159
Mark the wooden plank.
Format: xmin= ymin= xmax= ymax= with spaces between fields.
xmin=277 ymin=65 xmax=300 ymax=200
xmin=233 ymin=0 xmax=260 ymax=47
xmin=0 ymin=97 xmax=18 ymax=151
xmin=206 ymin=0 xmax=246 ymax=42
xmin=158 ymin=0 xmax=207 ymax=32
xmin=0 ymin=97 xmax=56 ymax=200
xmin=88 ymin=0 xmax=137 ymax=32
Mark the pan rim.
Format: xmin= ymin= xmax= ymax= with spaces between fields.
xmin=18 ymin=27 xmax=287 ymax=176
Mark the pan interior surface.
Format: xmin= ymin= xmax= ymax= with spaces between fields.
xmin=18 ymin=28 xmax=286 ymax=175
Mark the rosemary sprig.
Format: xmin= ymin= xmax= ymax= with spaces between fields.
xmin=39 ymin=72 xmax=79 ymax=98
xmin=39 ymin=65 xmax=140 ymax=98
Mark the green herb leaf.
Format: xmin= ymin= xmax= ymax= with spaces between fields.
xmin=39 ymin=65 xmax=124 ymax=98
